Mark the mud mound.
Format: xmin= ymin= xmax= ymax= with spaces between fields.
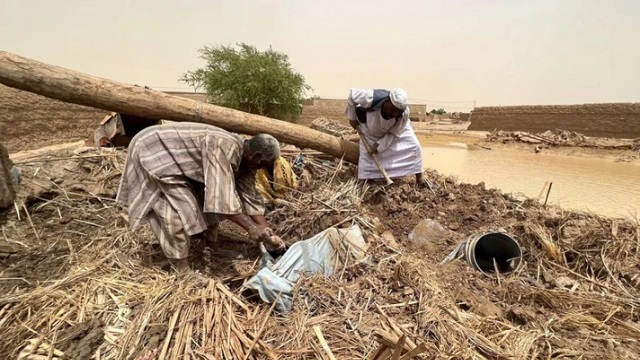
xmin=297 ymin=103 xmax=348 ymax=127
xmin=1 ymin=146 xmax=639 ymax=359
xmin=364 ymin=172 xmax=524 ymax=239
xmin=310 ymin=117 xmax=355 ymax=137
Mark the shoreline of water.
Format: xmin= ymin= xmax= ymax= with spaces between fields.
xmin=419 ymin=134 xmax=640 ymax=220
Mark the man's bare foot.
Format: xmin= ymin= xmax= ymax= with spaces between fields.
xmin=172 ymin=258 xmax=191 ymax=273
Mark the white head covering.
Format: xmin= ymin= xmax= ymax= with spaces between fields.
xmin=389 ymin=88 xmax=408 ymax=110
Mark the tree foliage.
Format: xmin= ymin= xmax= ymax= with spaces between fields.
xmin=430 ymin=108 xmax=447 ymax=115
xmin=181 ymin=43 xmax=311 ymax=121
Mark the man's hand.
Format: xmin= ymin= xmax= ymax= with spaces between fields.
xmin=253 ymin=227 xmax=286 ymax=251
xmin=349 ymin=120 xmax=359 ymax=130
xmin=265 ymin=234 xmax=286 ymax=252
xmin=248 ymin=224 xmax=269 ymax=243
xmin=369 ymin=143 xmax=379 ymax=155
xmin=224 ymin=213 xmax=285 ymax=251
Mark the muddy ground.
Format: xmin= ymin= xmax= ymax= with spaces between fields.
xmin=1 ymin=145 xmax=639 ymax=359
xmin=415 ymin=130 xmax=640 ymax=164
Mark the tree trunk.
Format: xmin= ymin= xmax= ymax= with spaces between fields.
xmin=0 ymin=142 xmax=16 ymax=209
xmin=0 ymin=51 xmax=359 ymax=164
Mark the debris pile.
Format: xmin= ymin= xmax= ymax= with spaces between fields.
xmin=310 ymin=117 xmax=356 ymax=138
xmin=485 ymin=129 xmax=637 ymax=150
xmin=1 ymin=145 xmax=639 ymax=359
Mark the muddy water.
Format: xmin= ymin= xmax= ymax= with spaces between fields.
xmin=419 ymin=137 xmax=640 ymax=220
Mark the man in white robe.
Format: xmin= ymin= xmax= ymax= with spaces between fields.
xmin=344 ymin=88 xmax=430 ymax=188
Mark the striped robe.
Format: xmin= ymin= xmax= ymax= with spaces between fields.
xmin=344 ymin=88 xmax=423 ymax=180
xmin=116 ymin=123 xmax=264 ymax=258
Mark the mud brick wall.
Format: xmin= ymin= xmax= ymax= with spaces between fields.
xmin=468 ymin=103 xmax=640 ymax=138
xmin=0 ymin=84 xmax=110 ymax=152
xmin=0 ymin=88 xmax=213 ymax=153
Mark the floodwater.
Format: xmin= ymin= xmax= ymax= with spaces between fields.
xmin=419 ymin=136 xmax=640 ymax=220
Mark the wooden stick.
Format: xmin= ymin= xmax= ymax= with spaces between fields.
xmin=355 ymin=125 xmax=393 ymax=185
xmin=158 ymin=308 xmax=181 ymax=360
xmin=216 ymin=282 xmax=251 ymax=317
xmin=243 ymin=293 xmax=281 ymax=360
xmin=313 ymin=325 xmax=337 ymax=360
xmin=366 ymin=345 xmax=388 ymax=360
xmin=543 ymin=182 xmax=553 ymax=208
xmin=398 ymin=343 xmax=428 ymax=360
xmin=13 ymin=154 xmax=119 ymax=165
xmin=390 ymin=334 xmax=406 ymax=360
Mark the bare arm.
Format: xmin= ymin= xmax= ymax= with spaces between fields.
xmin=251 ymin=215 xmax=268 ymax=227
xmin=224 ymin=213 xmax=284 ymax=250
xmin=223 ymin=213 xmax=264 ymax=241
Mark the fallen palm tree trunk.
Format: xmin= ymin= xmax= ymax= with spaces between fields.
xmin=0 ymin=51 xmax=359 ymax=164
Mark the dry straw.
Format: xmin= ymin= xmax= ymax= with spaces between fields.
xmin=0 ymin=146 xmax=639 ymax=359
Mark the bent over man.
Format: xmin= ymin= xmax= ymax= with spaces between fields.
xmin=344 ymin=88 xmax=429 ymax=187
xmin=116 ymin=122 xmax=285 ymax=272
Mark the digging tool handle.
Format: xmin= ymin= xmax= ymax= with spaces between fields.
xmin=355 ymin=125 xmax=394 ymax=185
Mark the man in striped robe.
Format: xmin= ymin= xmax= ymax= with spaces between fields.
xmin=344 ymin=88 xmax=431 ymax=188
xmin=116 ymin=122 xmax=285 ymax=272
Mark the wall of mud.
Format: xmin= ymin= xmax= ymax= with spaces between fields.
xmin=299 ymin=98 xmax=429 ymax=126
xmin=468 ymin=103 xmax=640 ymax=138
xmin=313 ymin=98 xmax=428 ymax=118
xmin=0 ymin=89 xmax=211 ymax=153
xmin=0 ymin=85 xmax=110 ymax=152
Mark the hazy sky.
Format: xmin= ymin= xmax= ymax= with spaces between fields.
xmin=1 ymin=0 xmax=638 ymax=110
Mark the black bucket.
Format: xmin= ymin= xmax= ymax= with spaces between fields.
xmin=443 ymin=231 xmax=523 ymax=276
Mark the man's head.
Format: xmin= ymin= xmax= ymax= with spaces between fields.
xmin=382 ymin=88 xmax=408 ymax=119
xmin=241 ymin=134 xmax=281 ymax=172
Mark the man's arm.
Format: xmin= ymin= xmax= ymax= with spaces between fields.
xmin=251 ymin=215 xmax=268 ymax=227
xmin=223 ymin=213 xmax=283 ymax=250
xmin=223 ymin=213 xmax=265 ymax=241
xmin=344 ymin=88 xmax=373 ymax=128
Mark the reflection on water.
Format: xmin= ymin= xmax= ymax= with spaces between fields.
xmin=420 ymin=138 xmax=640 ymax=220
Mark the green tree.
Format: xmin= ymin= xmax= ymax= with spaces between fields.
xmin=430 ymin=108 xmax=446 ymax=115
xmin=180 ymin=43 xmax=311 ymax=121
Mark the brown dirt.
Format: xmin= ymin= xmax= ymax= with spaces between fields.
xmin=364 ymin=175 xmax=512 ymax=241
xmin=468 ymin=103 xmax=640 ymax=138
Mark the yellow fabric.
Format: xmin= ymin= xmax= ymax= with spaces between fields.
xmin=255 ymin=156 xmax=297 ymax=205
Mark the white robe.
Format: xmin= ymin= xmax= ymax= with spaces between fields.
xmin=344 ymin=88 xmax=423 ymax=180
